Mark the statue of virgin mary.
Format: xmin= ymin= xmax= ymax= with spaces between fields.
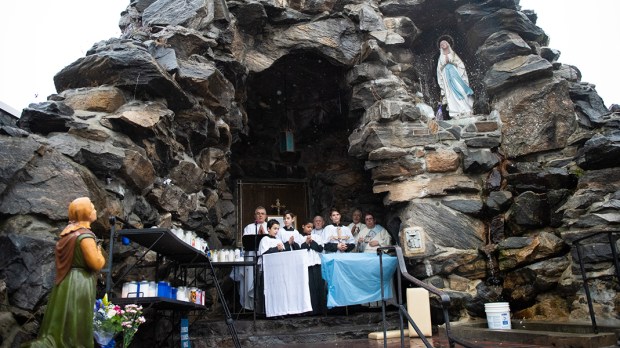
xmin=436 ymin=38 xmax=474 ymax=118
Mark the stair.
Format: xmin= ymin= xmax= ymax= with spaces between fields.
xmin=445 ymin=320 xmax=620 ymax=348
xmin=189 ymin=309 xmax=402 ymax=347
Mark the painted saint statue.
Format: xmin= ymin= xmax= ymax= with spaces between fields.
xmin=436 ymin=39 xmax=474 ymax=118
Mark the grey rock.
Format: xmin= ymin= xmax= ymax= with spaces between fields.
xmin=486 ymin=190 xmax=513 ymax=212
xmin=506 ymin=191 xmax=549 ymax=232
xmin=345 ymin=62 xmax=390 ymax=85
xmin=383 ymin=16 xmax=420 ymax=42
xmin=54 ymin=41 xmax=192 ymax=111
xmin=493 ymin=77 xmax=576 ymax=158
xmin=230 ymin=1 xmax=267 ymax=34
xmin=0 ymin=234 xmax=55 ymax=311
xmin=143 ymin=0 xmax=215 ymax=30
xmin=575 ymin=133 xmax=620 ymax=170
xmin=476 ymin=30 xmax=532 ymax=67
xmin=467 ymin=8 xmax=548 ymax=49
xmin=506 ymin=167 xmax=577 ymax=193
xmin=148 ymin=43 xmax=179 ymax=72
xmin=540 ymin=47 xmax=561 ymax=63
xmin=344 ymin=4 xmax=385 ymax=32
xmin=484 ymin=54 xmax=553 ymax=96
xmin=554 ymin=64 xmax=581 ymax=82
xmin=401 ymin=201 xmax=485 ymax=250
xmin=17 ymin=101 xmax=76 ymax=135
xmin=569 ymin=82 xmax=609 ymax=126
xmin=499 ymin=232 xmax=567 ymax=270
xmin=462 ymin=148 xmax=499 ymax=173
xmin=0 ymin=146 xmax=107 ymax=221
xmin=151 ymin=26 xmax=218 ymax=60
xmin=0 ymin=136 xmax=42 ymax=195
xmin=503 ymin=256 xmax=570 ymax=303
xmin=441 ymin=196 xmax=484 ymax=215
xmin=168 ymin=160 xmax=207 ymax=194
xmin=465 ymin=136 xmax=500 ymax=148
xmin=177 ymin=57 xmax=235 ymax=116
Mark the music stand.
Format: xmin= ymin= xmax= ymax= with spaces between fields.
xmin=242 ymin=234 xmax=267 ymax=253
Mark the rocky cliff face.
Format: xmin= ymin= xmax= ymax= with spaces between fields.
xmin=1 ymin=0 xmax=619 ymax=344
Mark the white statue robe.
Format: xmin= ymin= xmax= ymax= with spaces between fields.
xmin=437 ymin=47 xmax=474 ymax=118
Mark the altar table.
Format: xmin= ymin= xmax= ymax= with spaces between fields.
xmin=321 ymin=253 xmax=397 ymax=308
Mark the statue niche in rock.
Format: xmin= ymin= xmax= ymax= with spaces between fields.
xmin=436 ymin=37 xmax=474 ymax=119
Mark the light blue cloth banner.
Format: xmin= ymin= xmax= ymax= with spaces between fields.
xmin=321 ymin=253 xmax=397 ymax=308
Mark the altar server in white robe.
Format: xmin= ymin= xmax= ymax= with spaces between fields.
xmin=322 ymin=208 xmax=355 ymax=253
xmin=234 ymin=206 xmax=268 ymax=310
xmin=277 ymin=211 xmax=302 ymax=250
xmin=300 ymin=220 xmax=326 ymax=314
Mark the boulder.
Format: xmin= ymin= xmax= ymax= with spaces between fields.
xmin=0 ymin=136 xmax=42 ymax=195
xmin=467 ymin=8 xmax=547 ymax=49
xmin=143 ymin=0 xmax=215 ymax=31
xmin=176 ymin=56 xmax=235 ymax=116
xmin=441 ymin=196 xmax=484 ymax=215
xmin=0 ymin=234 xmax=55 ymax=311
xmin=476 ymin=30 xmax=532 ymax=67
xmin=462 ymin=148 xmax=499 ymax=173
xmin=244 ymin=17 xmax=363 ymax=72
xmin=401 ymin=200 xmax=485 ymax=251
xmin=374 ymin=174 xmax=480 ymax=203
xmin=569 ymin=82 xmax=609 ymax=126
xmin=54 ymin=40 xmax=192 ymax=111
xmin=498 ymin=232 xmax=567 ymax=270
xmin=425 ymin=149 xmax=460 ymax=173
xmin=506 ymin=191 xmax=550 ymax=233
xmin=17 ymin=101 xmax=77 ymax=135
xmin=150 ymin=26 xmax=218 ymax=60
xmin=348 ymin=120 xmax=455 ymax=159
xmin=0 ymin=146 xmax=107 ymax=221
xmin=344 ymin=4 xmax=386 ymax=32
xmin=345 ymin=62 xmax=390 ymax=85
xmin=60 ymin=86 xmax=126 ymax=113
xmin=484 ymin=54 xmax=553 ymax=96
xmin=168 ymin=160 xmax=207 ymax=194
xmin=502 ymin=256 xmax=571 ymax=303
xmin=493 ymin=77 xmax=577 ymax=158
xmin=229 ymin=1 xmax=267 ymax=34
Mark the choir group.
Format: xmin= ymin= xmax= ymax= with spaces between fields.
xmin=236 ymin=206 xmax=393 ymax=315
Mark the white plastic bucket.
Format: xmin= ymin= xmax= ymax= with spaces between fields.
xmin=484 ymin=302 xmax=511 ymax=329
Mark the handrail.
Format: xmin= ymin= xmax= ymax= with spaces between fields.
xmin=377 ymin=246 xmax=481 ymax=348
xmin=571 ymin=229 xmax=620 ymax=334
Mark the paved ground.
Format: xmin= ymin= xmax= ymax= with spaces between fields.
xmin=269 ymin=335 xmax=555 ymax=348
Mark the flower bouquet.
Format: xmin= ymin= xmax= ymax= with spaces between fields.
xmin=94 ymin=295 xmax=145 ymax=348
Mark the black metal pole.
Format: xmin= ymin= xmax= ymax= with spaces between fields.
xmin=104 ymin=216 xmax=116 ymax=295
xmin=575 ymin=243 xmax=598 ymax=333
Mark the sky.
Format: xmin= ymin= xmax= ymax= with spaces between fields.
xmin=0 ymin=0 xmax=618 ymax=114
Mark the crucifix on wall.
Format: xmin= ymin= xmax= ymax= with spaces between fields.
xmin=270 ymin=198 xmax=286 ymax=215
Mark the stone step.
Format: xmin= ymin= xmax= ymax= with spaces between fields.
xmin=190 ymin=309 xmax=402 ymax=347
xmin=446 ymin=320 xmax=620 ymax=348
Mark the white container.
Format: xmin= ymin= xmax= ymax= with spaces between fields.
xmin=485 ymin=302 xmax=511 ymax=329
xmin=121 ymin=282 xmax=130 ymax=298
xmin=138 ymin=281 xmax=149 ymax=297
xmin=148 ymin=281 xmax=158 ymax=297
xmin=177 ymin=286 xmax=188 ymax=301
xmin=126 ymin=281 xmax=139 ymax=298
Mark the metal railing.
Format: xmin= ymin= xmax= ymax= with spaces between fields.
xmin=377 ymin=246 xmax=481 ymax=348
xmin=571 ymin=229 xmax=620 ymax=334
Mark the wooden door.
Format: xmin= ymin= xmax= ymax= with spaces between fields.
xmin=236 ymin=180 xmax=309 ymax=245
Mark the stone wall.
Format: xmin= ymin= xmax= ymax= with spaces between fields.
xmin=1 ymin=0 xmax=619 ymax=344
